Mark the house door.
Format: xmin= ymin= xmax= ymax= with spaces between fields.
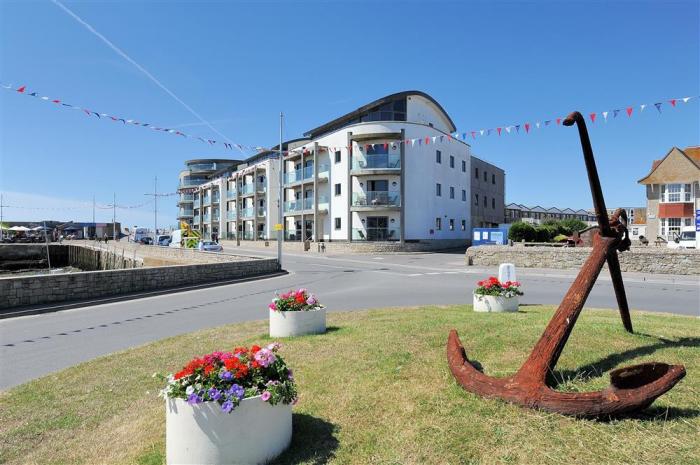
xmin=366 ymin=216 xmax=389 ymax=241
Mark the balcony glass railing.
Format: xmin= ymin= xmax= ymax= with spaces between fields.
xmin=318 ymin=194 xmax=329 ymax=210
xmin=227 ymin=190 xmax=237 ymax=199
xmin=241 ymin=207 xmax=254 ymax=218
xmin=227 ymin=210 xmax=237 ymax=220
xmin=203 ymin=196 xmax=211 ymax=205
xmin=179 ymin=209 xmax=194 ymax=217
xmin=193 ymin=217 xmax=200 ymax=225
xmin=352 ymin=153 xmax=401 ymax=170
xmin=352 ymin=227 xmax=400 ymax=241
xmin=212 ymin=214 xmax=220 ymax=222
xmin=226 ymin=232 xmax=237 ymax=240
xmin=240 ymin=184 xmax=255 ymax=195
xmin=212 ymin=193 xmax=220 ymax=203
xmin=285 ymin=230 xmax=310 ymax=241
xmin=242 ymin=230 xmax=254 ymax=241
xmin=203 ymin=215 xmax=211 ymax=223
xmin=257 ymin=207 xmax=266 ymax=217
xmin=187 ymin=163 xmax=217 ymax=171
xmin=284 ymin=165 xmax=330 ymax=184
xmin=180 ymin=179 xmax=206 ymax=187
xmin=318 ymin=163 xmax=330 ymax=177
xmin=351 ymin=191 xmax=401 ymax=207
xmin=256 ymin=183 xmax=267 ymax=193
xmin=179 ymin=193 xmax=194 ymax=201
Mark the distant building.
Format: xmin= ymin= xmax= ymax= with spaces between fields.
xmin=177 ymin=159 xmax=240 ymax=227
xmin=470 ymin=156 xmax=505 ymax=228
xmin=504 ymin=203 xmax=596 ymax=225
xmin=637 ymin=146 xmax=700 ymax=241
xmin=605 ymin=207 xmax=647 ymax=242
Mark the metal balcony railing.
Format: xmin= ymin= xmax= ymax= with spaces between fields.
xmin=352 ymin=153 xmax=401 ymax=170
xmin=240 ymin=207 xmax=254 ymax=218
xmin=351 ymin=191 xmax=401 ymax=207
xmin=352 ymin=227 xmax=400 ymax=241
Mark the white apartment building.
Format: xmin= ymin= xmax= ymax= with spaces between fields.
xmin=188 ymin=91 xmax=475 ymax=246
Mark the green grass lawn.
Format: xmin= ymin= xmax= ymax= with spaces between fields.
xmin=1 ymin=305 xmax=699 ymax=465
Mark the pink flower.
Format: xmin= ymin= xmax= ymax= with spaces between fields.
xmin=306 ymin=296 xmax=317 ymax=306
xmin=261 ymin=391 xmax=271 ymax=402
xmin=268 ymin=302 xmax=277 ymax=311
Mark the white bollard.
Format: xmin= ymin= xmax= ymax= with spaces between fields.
xmin=498 ymin=263 xmax=517 ymax=283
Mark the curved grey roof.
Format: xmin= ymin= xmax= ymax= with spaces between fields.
xmin=304 ymin=91 xmax=457 ymax=138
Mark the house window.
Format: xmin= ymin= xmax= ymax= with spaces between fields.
xmin=492 ymin=198 xmax=496 ymax=209
xmin=436 ymin=183 xmax=442 ymax=197
xmin=450 ymin=187 xmax=455 ymax=199
xmin=661 ymin=183 xmax=692 ymax=202
xmin=334 ymin=183 xmax=341 ymax=196
xmin=484 ymin=196 xmax=488 ymax=207
xmin=450 ymin=155 xmax=455 ymax=168
xmin=492 ymin=174 xmax=496 ymax=184
xmin=462 ymin=160 xmax=466 ymax=172
xmin=449 ymin=219 xmax=455 ymax=231
xmin=335 ymin=151 xmax=341 ymax=163
xmin=660 ymin=218 xmax=681 ymax=239
xmin=461 ymin=219 xmax=466 ymax=231
xmin=462 ymin=189 xmax=466 ymax=201
xmin=435 ymin=218 xmax=442 ymax=230
xmin=334 ymin=217 xmax=341 ymax=230
xmin=685 ymin=218 xmax=692 ymax=227
xmin=436 ymin=150 xmax=442 ymax=164
xmin=483 ymin=171 xmax=487 ymax=182
xmin=474 ymin=194 xmax=479 ymax=206
xmin=475 ymin=167 xmax=479 ymax=179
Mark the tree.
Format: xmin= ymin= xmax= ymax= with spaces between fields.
xmin=559 ymin=219 xmax=587 ymax=236
xmin=508 ymin=222 xmax=536 ymax=242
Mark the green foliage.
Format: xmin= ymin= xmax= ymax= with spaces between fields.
xmin=553 ymin=234 xmax=569 ymax=242
xmin=558 ymin=219 xmax=587 ymax=236
xmin=508 ymin=222 xmax=536 ymax=242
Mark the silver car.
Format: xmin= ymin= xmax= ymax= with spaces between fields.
xmin=200 ymin=241 xmax=223 ymax=252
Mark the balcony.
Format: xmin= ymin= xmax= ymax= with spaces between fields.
xmin=240 ymin=207 xmax=255 ymax=218
xmin=178 ymin=193 xmax=194 ymax=202
xmin=227 ymin=210 xmax=237 ymax=220
xmin=203 ymin=196 xmax=211 ymax=205
xmin=240 ymin=184 xmax=255 ymax=196
xmin=352 ymin=153 xmax=401 ymax=171
xmin=284 ymin=164 xmax=329 ymax=185
xmin=212 ymin=214 xmax=220 ymax=222
xmin=257 ymin=207 xmax=267 ymax=217
xmin=178 ymin=208 xmax=194 ymax=217
xmin=203 ymin=215 xmax=211 ymax=223
xmin=351 ymin=191 xmax=401 ymax=209
xmin=212 ymin=193 xmax=220 ymax=203
xmin=187 ymin=162 xmax=217 ymax=172
xmin=179 ymin=179 xmax=205 ymax=187
xmin=193 ymin=216 xmax=200 ymax=225
xmin=352 ymin=227 xmax=400 ymax=241
xmin=227 ymin=190 xmax=237 ymax=199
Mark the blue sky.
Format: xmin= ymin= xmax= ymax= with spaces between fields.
xmin=1 ymin=0 xmax=698 ymax=228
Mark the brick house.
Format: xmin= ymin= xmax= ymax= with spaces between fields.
xmin=638 ymin=146 xmax=700 ymax=241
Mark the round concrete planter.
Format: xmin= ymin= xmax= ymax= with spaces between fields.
xmin=269 ymin=307 xmax=326 ymax=337
xmin=473 ymin=293 xmax=519 ymax=313
xmin=166 ymin=395 xmax=292 ymax=465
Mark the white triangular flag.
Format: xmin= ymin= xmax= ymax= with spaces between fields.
xmin=602 ymin=111 xmax=608 ymax=122
xmin=535 ymin=122 xmax=541 ymax=129
xmin=640 ymin=104 xmax=647 ymax=112
xmin=432 ymin=136 xmax=437 ymax=144
xmin=682 ymin=97 xmax=691 ymax=103
xmin=41 ymin=96 xmax=49 ymax=100
xmin=411 ymin=139 xmax=416 ymax=146
xmin=505 ymin=126 xmax=511 ymax=133
xmin=479 ymin=130 xmax=485 ymax=136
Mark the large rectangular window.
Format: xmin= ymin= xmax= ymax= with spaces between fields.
xmin=436 ymin=150 xmax=442 ymax=164
xmin=461 ymin=219 xmax=466 ymax=231
xmin=449 ymin=219 xmax=455 ymax=231
xmin=436 ymin=183 xmax=442 ymax=196
xmin=435 ymin=218 xmax=442 ymax=230
xmin=334 ymin=217 xmax=341 ymax=230
xmin=462 ymin=189 xmax=467 ymax=201
xmin=334 ymin=184 xmax=341 ymax=196
xmin=661 ymin=183 xmax=692 ymax=202
xmin=335 ymin=151 xmax=341 ymax=163
xmin=450 ymin=155 xmax=455 ymax=168
xmin=462 ymin=160 xmax=467 ymax=172
xmin=450 ymin=186 xmax=455 ymax=199
xmin=660 ymin=218 xmax=682 ymax=239
xmin=475 ymin=167 xmax=479 ymax=179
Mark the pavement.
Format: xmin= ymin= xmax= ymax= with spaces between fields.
xmin=1 ymin=247 xmax=698 ymax=390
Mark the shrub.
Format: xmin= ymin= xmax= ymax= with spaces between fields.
xmin=508 ymin=222 xmax=536 ymax=242
xmin=559 ymin=219 xmax=587 ymax=236
xmin=534 ymin=226 xmax=557 ymax=242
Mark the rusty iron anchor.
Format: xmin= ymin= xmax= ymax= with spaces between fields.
xmin=447 ymin=111 xmax=686 ymax=417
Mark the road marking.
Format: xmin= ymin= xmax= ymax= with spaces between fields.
xmin=408 ymin=273 xmax=423 ymax=277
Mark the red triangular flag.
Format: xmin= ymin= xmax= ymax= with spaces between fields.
xmin=425 ymin=137 xmax=430 ymax=145
xmin=556 ymin=118 xmax=561 ymax=125
xmin=497 ymin=127 xmax=502 ymax=136
xmin=669 ymin=99 xmax=676 ymax=107
xmin=52 ymin=99 xmax=60 ymax=104
xmin=626 ymin=107 xmax=633 ymax=117
xmin=383 ymin=143 xmax=388 ymax=150
xmin=525 ymin=123 xmax=530 ymax=133
xmin=589 ymin=113 xmax=596 ymax=123
xmin=16 ymin=85 xmax=26 ymax=93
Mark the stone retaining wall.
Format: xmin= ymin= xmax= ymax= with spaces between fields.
xmin=465 ymin=245 xmax=700 ymax=275
xmin=221 ymin=239 xmax=469 ymax=254
xmin=0 ymin=258 xmax=280 ymax=310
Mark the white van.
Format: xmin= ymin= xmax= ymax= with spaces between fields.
xmin=667 ymin=227 xmax=697 ymax=249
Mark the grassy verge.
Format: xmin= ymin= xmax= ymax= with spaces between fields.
xmin=1 ymin=305 xmax=699 ymax=465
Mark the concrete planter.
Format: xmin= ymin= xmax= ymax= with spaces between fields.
xmin=269 ymin=307 xmax=326 ymax=337
xmin=166 ymin=396 xmax=292 ymax=465
xmin=473 ymin=293 xmax=519 ymax=312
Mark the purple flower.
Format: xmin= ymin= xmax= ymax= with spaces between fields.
xmin=219 ymin=370 xmax=233 ymax=381
xmin=227 ymin=384 xmax=245 ymax=400
xmin=187 ymin=393 xmax=201 ymax=405
xmin=221 ymin=399 xmax=234 ymax=413
xmin=306 ymin=295 xmax=317 ymax=306
xmin=261 ymin=391 xmax=271 ymax=402
xmin=287 ymin=369 xmax=294 ymax=381
xmin=208 ymin=388 xmax=221 ymax=401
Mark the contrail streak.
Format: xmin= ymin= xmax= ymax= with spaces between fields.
xmin=50 ymin=0 xmax=239 ymax=149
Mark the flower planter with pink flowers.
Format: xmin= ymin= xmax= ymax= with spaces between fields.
xmin=472 ymin=277 xmax=523 ymax=313
xmin=269 ymin=289 xmax=326 ymax=337
xmin=159 ymin=343 xmax=297 ymax=465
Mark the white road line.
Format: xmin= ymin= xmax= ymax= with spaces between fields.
xmin=408 ymin=273 xmax=423 ymax=277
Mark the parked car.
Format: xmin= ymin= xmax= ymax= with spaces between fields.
xmin=667 ymin=228 xmax=697 ymax=249
xmin=157 ymin=235 xmax=171 ymax=246
xmin=200 ymin=241 xmax=223 ymax=252
xmin=139 ymin=237 xmax=154 ymax=245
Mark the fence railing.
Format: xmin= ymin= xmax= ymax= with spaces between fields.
xmin=351 ymin=191 xmax=401 ymax=207
xmin=352 ymin=153 xmax=401 ymax=170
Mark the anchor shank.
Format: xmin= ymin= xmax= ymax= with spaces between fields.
xmin=514 ymin=234 xmax=616 ymax=384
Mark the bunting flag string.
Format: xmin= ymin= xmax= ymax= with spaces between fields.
xmin=1 ymin=199 xmax=155 ymax=211
xmin=2 ymin=81 xmax=697 ymax=155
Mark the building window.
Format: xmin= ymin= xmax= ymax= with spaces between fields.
xmin=492 ymin=173 xmax=496 ymax=184
xmin=436 ymin=150 xmax=442 ymax=164
xmin=483 ymin=171 xmax=487 ymax=182
xmin=450 ymin=186 xmax=455 ymax=199
xmin=660 ymin=218 xmax=681 ymax=239
xmin=449 ymin=219 xmax=455 ymax=231
xmin=335 ymin=151 xmax=341 ymax=163
xmin=461 ymin=219 xmax=466 ymax=231
xmin=334 ymin=183 xmax=341 ymax=196
xmin=436 ymin=183 xmax=442 ymax=196
xmin=450 ymin=155 xmax=455 ymax=168
xmin=462 ymin=189 xmax=466 ymax=201
xmin=475 ymin=167 xmax=479 ymax=179
xmin=661 ymin=183 xmax=692 ymax=202
xmin=484 ymin=196 xmax=488 ymax=207
xmin=334 ymin=217 xmax=341 ymax=230
xmin=685 ymin=218 xmax=692 ymax=227
xmin=435 ymin=218 xmax=442 ymax=230
xmin=474 ymin=194 xmax=479 ymax=206
xmin=462 ymin=160 xmax=466 ymax=172
xmin=492 ymin=198 xmax=496 ymax=209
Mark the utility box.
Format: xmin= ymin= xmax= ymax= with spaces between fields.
xmin=472 ymin=228 xmax=508 ymax=246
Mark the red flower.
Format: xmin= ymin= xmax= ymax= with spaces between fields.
xmin=250 ymin=345 xmax=261 ymax=354
xmin=233 ymin=347 xmax=248 ymax=355
xmin=295 ymin=294 xmax=306 ymax=304
xmin=204 ymin=365 xmax=214 ymax=375
xmin=251 ymin=360 xmax=261 ymax=369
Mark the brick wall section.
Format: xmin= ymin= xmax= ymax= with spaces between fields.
xmin=0 ymin=258 xmax=280 ymax=309
xmin=465 ymin=245 xmax=700 ymax=275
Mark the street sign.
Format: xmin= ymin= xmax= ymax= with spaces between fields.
xmin=274 ymin=223 xmax=283 ymax=231
xmin=695 ymin=209 xmax=700 ymax=231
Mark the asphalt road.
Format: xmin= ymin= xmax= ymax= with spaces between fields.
xmin=1 ymin=248 xmax=698 ymax=390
